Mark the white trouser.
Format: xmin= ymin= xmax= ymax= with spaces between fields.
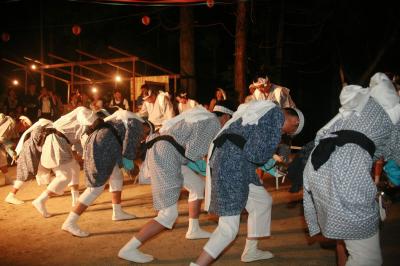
xmin=79 ymin=186 xmax=104 ymax=206
xmin=154 ymin=203 xmax=179 ymax=229
xmin=78 ymin=165 xmax=124 ymax=206
xmin=182 ymin=165 xmax=205 ymax=202
xmin=47 ymin=160 xmax=80 ymax=195
xmin=67 ymin=159 xmax=80 ymax=187
xmin=203 ymin=184 xmax=272 ymax=258
xmin=109 ymin=165 xmax=124 ymax=192
xmin=344 ymin=231 xmax=382 ymax=266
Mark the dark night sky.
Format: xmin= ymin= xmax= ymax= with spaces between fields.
xmin=1 ymin=0 xmax=400 ymax=143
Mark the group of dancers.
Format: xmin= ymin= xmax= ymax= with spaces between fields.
xmin=2 ymin=72 xmax=399 ymax=266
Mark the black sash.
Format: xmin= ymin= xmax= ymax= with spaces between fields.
xmin=311 ymin=129 xmax=375 ymax=171
xmin=38 ymin=128 xmax=71 ymax=147
xmin=146 ymin=135 xmax=193 ymax=162
xmin=213 ymin=133 xmax=246 ymax=150
xmin=87 ymin=118 xmax=122 ymax=147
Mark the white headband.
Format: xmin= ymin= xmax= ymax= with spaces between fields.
xmin=213 ymin=105 xmax=234 ymax=116
xmin=292 ymin=108 xmax=305 ymax=135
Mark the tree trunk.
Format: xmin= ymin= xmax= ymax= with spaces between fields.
xmin=234 ymin=0 xmax=247 ymax=103
xmin=180 ymin=7 xmax=196 ymax=98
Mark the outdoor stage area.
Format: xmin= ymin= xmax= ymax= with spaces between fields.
xmin=0 ymin=166 xmax=399 ymax=266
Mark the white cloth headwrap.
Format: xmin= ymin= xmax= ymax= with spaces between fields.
xmin=369 ymin=72 xmax=400 ymax=125
xmin=0 ymin=114 xmax=17 ymax=141
xmin=18 ymin=116 xmax=32 ymax=126
xmin=104 ymin=109 xmax=144 ymax=129
xmin=217 ymin=88 xmax=227 ymax=100
xmin=292 ymin=108 xmax=305 ymax=135
xmin=53 ymin=106 xmax=89 ymax=130
xmin=15 ymin=118 xmax=53 ymax=156
xmin=160 ymin=106 xmax=214 ymax=133
xmin=204 ymin=100 xmax=277 ymax=211
xmin=76 ymin=107 xmax=98 ymax=126
xmin=213 ymin=105 xmax=234 ymax=116
xmin=339 ymin=85 xmax=371 ymax=117
xmin=316 ymin=72 xmax=400 ymax=140
xmin=253 ymin=88 xmax=267 ymax=100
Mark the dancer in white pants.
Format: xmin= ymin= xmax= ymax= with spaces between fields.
xmin=62 ymin=108 xmax=152 ymax=237
xmin=118 ymin=103 xmax=235 ymax=264
xmin=193 ymin=102 xmax=304 ymax=265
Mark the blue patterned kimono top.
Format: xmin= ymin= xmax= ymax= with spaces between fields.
xmin=84 ymin=119 xmax=143 ymax=187
xmin=303 ymin=98 xmax=400 ymax=240
xmin=208 ymin=106 xmax=284 ymax=216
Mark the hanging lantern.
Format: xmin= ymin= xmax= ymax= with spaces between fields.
xmin=1 ymin=32 xmax=10 ymax=42
xmin=72 ymin=24 xmax=81 ymax=36
xmin=141 ymin=16 xmax=150 ymax=26
xmin=206 ymin=0 xmax=215 ymax=8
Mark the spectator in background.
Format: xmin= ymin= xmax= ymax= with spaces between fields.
xmin=176 ymin=90 xmax=198 ymax=113
xmin=110 ymin=89 xmax=130 ymax=110
xmin=48 ymin=89 xmax=63 ymax=120
xmin=90 ymin=92 xmax=104 ymax=111
xmin=3 ymin=89 xmax=19 ymax=118
xmin=38 ymin=87 xmax=55 ymax=120
xmin=208 ymin=88 xmax=227 ymax=112
xmin=137 ymin=87 xmax=174 ymax=130
xmin=80 ymin=91 xmax=91 ymax=109
xmin=24 ymin=84 xmax=39 ymax=123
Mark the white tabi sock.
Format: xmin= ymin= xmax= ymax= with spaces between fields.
xmin=118 ymin=237 xmax=154 ymax=263
xmin=241 ymin=239 xmax=274 ymax=262
xmin=13 ymin=180 xmax=24 ymax=189
xmin=71 ymin=190 xmax=79 ymax=207
xmin=32 ymin=191 xmax=51 ymax=218
xmin=186 ymin=218 xmax=212 ymax=240
xmin=5 ymin=192 xmax=24 ymax=205
xmin=62 ymin=212 xmax=89 ymax=237
xmin=112 ymin=203 xmax=136 ymax=221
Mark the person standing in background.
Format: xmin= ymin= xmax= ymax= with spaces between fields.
xmin=110 ymin=89 xmax=130 ymax=110
xmin=24 ymin=84 xmax=39 ymax=123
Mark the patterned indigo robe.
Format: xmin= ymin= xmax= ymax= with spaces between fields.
xmin=84 ymin=119 xmax=143 ymax=187
xmin=208 ymin=107 xmax=284 ymax=216
xmin=146 ymin=117 xmax=221 ymax=210
xmin=16 ymin=127 xmax=44 ymax=181
xmin=303 ymin=98 xmax=400 ymax=240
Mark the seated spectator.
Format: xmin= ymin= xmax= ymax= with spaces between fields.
xmin=110 ymin=89 xmax=130 ymax=110
xmin=176 ymin=90 xmax=199 ymax=113
xmin=208 ymin=88 xmax=227 ymax=112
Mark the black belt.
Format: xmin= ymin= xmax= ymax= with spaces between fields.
xmin=146 ymin=135 xmax=193 ymax=162
xmin=38 ymin=128 xmax=71 ymax=147
xmin=212 ymin=133 xmax=246 ymax=155
xmin=311 ymin=129 xmax=375 ymax=171
xmin=87 ymin=118 xmax=122 ymax=146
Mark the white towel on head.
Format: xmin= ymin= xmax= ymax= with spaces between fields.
xmin=104 ymin=109 xmax=144 ymax=129
xmin=370 ymin=72 xmax=400 ymax=124
xmin=15 ymin=118 xmax=53 ymax=156
xmin=160 ymin=106 xmax=214 ymax=133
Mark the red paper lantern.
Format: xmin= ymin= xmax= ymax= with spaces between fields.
xmin=141 ymin=16 xmax=150 ymax=26
xmin=72 ymin=25 xmax=81 ymax=36
xmin=206 ymin=0 xmax=215 ymax=8
xmin=1 ymin=32 xmax=10 ymax=42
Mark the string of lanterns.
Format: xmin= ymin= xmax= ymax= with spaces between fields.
xmin=3 ymin=0 xmax=216 ymax=41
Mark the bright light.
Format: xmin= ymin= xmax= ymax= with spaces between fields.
xmin=91 ymin=86 xmax=98 ymax=93
xmin=12 ymin=79 xmax=19 ymax=86
xmin=115 ymin=75 xmax=122 ymax=82
xmin=31 ymin=64 xmax=37 ymax=70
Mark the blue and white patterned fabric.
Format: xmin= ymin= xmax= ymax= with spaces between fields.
xmin=84 ymin=119 xmax=143 ymax=187
xmin=208 ymin=106 xmax=284 ymax=216
xmin=145 ymin=115 xmax=221 ymax=210
xmin=303 ymin=98 xmax=400 ymax=240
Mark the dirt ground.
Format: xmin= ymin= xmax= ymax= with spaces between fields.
xmin=0 ymin=165 xmax=399 ymax=266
